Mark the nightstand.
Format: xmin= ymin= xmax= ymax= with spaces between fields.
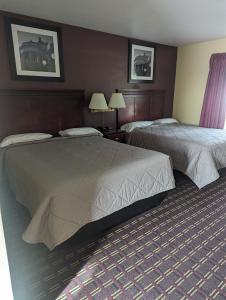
xmin=103 ymin=130 xmax=126 ymax=143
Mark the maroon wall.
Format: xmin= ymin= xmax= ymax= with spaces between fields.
xmin=0 ymin=11 xmax=177 ymax=129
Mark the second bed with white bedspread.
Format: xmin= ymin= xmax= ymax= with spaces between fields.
xmin=129 ymin=123 xmax=226 ymax=188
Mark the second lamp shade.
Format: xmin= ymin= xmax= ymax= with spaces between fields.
xmin=109 ymin=93 xmax=126 ymax=109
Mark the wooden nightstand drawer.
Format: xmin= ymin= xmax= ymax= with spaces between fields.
xmin=103 ymin=131 xmax=126 ymax=143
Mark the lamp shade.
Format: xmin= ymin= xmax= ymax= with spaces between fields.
xmin=109 ymin=93 xmax=126 ymax=109
xmin=89 ymin=93 xmax=108 ymax=110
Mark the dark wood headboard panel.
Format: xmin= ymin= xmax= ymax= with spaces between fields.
xmin=0 ymin=89 xmax=85 ymax=140
xmin=117 ymin=89 xmax=165 ymax=128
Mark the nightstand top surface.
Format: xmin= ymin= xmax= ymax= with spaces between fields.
xmin=103 ymin=130 xmax=126 ymax=135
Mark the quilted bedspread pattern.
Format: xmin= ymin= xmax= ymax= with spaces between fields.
xmin=1 ymin=136 xmax=175 ymax=249
xmin=129 ymin=124 xmax=226 ymax=188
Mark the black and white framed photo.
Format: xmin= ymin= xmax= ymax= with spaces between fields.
xmin=128 ymin=40 xmax=155 ymax=83
xmin=5 ymin=17 xmax=64 ymax=81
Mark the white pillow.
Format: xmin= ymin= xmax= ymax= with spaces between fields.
xmin=153 ymin=118 xmax=178 ymax=125
xmin=59 ymin=127 xmax=103 ymax=137
xmin=120 ymin=121 xmax=154 ymax=133
xmin=0 ymin=133 xmax=53 ymax=148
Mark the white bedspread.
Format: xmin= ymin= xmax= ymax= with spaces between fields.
xmin=1 ymin=136 xmax=175 ymax=249
xmin=129 ymin=123 xmax=226 ymax=188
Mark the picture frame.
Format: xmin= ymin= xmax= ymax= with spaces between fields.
xmin=5 ymin=17 xmax=64 ymax=81
xmin=128 ymin=40 xmax=155 ymax=83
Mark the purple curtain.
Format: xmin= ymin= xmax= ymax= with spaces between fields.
xmin=199 ymin=53 xmax=226 ymax=129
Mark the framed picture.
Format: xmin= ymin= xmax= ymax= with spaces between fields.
xmin=128 ymin=40 xmax=155 ymax=83
xmin=5 ymin=17 xmax=64 ymax=81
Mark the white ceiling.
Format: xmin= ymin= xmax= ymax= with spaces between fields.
xmin=1 ymin=0 xmax=226 ymax=46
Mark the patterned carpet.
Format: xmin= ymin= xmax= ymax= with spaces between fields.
xmin=2 ymin=171 xmax=226 ymax=300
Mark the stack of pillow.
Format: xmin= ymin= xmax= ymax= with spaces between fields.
xmin=120 ymin=118 xmax=178 ymax=133
xmin=0 ymin=127 xmax=103 ymax=148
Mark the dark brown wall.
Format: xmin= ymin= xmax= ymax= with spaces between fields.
xmin=0 ymin=11 xmax=177 ymax=129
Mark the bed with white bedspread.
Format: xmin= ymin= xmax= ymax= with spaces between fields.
xmin=0 ymin=136 xmax=175 ymax=250
xmin=129 ymin=123 xmax=226 ymax=188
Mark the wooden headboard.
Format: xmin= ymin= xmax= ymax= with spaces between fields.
xmin=117 ymin=89 xmax=165 ymax=128
xmin=0 ymin=89 xmax=85 ymax=140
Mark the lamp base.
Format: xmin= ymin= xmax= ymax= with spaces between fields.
xmin=90 ymin=108 xmax=114 ymax=113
